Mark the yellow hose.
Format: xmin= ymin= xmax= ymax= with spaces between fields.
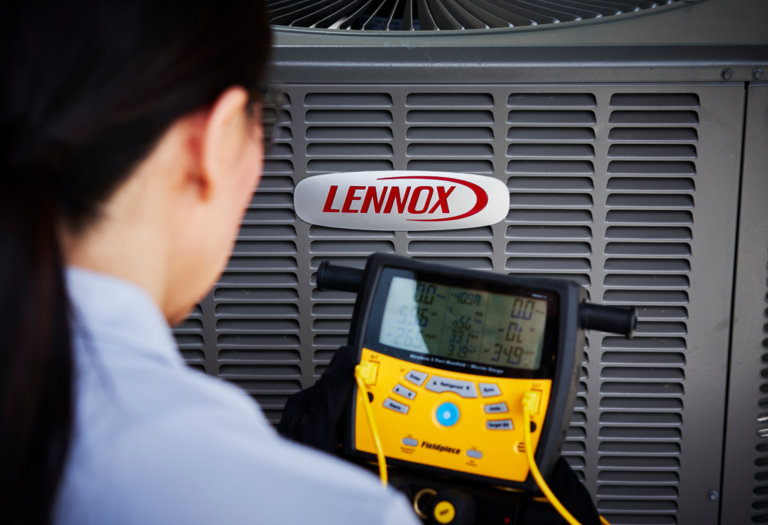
xmin=522 ymin=392 xmax=610 ymax=525
xmin=349 ymin=374 xmax=610 ymax=525
xmin=354 ymin=365 xmax=388 ymax=488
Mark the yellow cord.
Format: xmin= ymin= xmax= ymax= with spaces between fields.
xmin=522 ymin=392 xmax=611 ymax=525
xmin=354 ymin=365 xmax=388 ymax=488
xmin=348 ymin=376 xmax=609 ymax=523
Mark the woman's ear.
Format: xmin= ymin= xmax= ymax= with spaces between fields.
xmin=159 ymin=86 xmax=263 ymax=324
xmin=199 ymin=86 xmax=254 ymax=200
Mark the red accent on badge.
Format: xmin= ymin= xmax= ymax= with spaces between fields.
xmin=376 ymin=176 xmax=488 ymax=222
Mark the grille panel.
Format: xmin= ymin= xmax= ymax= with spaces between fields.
xmin=301 ymin=89 xmax=399 ymax=377
xmin=171 ymin=84 xmax=744 ymax=524
xmin=598 ymin=96 xmax=698 ymax=523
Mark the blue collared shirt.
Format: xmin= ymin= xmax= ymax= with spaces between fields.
xmin=55 ymin=267 xmax=418 ymax=525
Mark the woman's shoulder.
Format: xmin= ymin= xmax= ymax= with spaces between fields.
xmin=61 ymin=270 xmax=420 ymax=524
xmin=67 ymin=266 xmax=274 ymax=441
xmin=61 ymin=361 xmax=419 ymax=525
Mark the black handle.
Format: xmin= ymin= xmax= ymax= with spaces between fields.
xmin=580 ymin=303 xmax=637 ymax=338
xmin=317 ymin=260 xmax=364 ymax=294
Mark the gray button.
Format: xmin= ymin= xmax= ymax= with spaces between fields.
xmin=467 ymin=449 xmax=483 ymax=459
xmin=425 ymin=376 xmax=478 ymax=398
xmin=484 ymin=402 xmax=508 ymax=414
xmin=394 ymin=383 xmax=417 ymax=400
xmin=402 ymin=438 xmax=418 ymax=447
xmin=405 ymin=370 xmax=428 ymax=386
xmin=383 ymin=397 xmax=410 ymax=414
xmin=479 ymin=383 xmax=501 ymax=397
xmin=486 ymin=419 xmax=513 ymax=430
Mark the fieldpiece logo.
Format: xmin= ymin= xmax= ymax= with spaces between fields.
xmin=294 ymin=171 xmax=509 ymax=231
xmin=421 ymin=441 xmax=461 ymax=455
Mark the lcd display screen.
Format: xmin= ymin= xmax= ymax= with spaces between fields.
xmin=378 ymin=276 xmax=548 ymax=370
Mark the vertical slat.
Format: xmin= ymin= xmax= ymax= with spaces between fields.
xmin=332 ymin=0 xmax=378 ymax=29
xmin=314 ymin=0 xmax=371 ymax=28
xmin=270 ymin=0 xmax=337 ymax=26
xmin=441 ymin=0 xmax=489 ymax=29
xmin=453 ymin=0 xmax=512 ymax=27
xmin=470 ymin=0 xmax=536 ymax=25
xmin=485 ymin=0 xmax=559 ymax=24
xmin=385 ymin=0 xmax=401 ymax=29
xmin=511 ymin=0 xmax=581 ymax=21
xmin=416 ymin=0 xmax=438 ymax=29
xmin=402 ymin=0 xmax=414 ymax=29
xmin=361 ymin=0 xmax=391 ymax=29
xmin=426 ymin=0 xmax=464 ymax=29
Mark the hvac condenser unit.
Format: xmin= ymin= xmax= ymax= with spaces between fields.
xmin=174 ymin=0 xmax=768 ymax=522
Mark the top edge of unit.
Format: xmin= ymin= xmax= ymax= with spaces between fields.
xmin=270 ymin=0 xmax=768 ymax=48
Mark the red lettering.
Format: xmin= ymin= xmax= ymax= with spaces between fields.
xmin=325 ymin=183 xmax=457 ymax=216
xmin=361 ymin=186 xmax=388 ymax=213
xmin=323 ymin=186 xmax=340 ymax=213
xmin=341 ymin=186 xmax=365 ymax=213
xmin=384 ymin=186 xmax=411 ymax=214
xmin=408 ymin=186 xmax=433 ymax=214
xmin=429 ymin=186 xmax=455 ymax=214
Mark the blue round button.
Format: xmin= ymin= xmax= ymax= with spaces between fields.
xmin=436 ymin=402 xmax=460 ymax=427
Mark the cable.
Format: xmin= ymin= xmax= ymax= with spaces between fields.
xmin=349 ymin=375 xmax=609 ymax=522
xmin=354 ymin=365 xmax=388 ymax=488
xmin=522 ymin=392 xmax=611 ymax=525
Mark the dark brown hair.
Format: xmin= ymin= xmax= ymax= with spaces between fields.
xmin=0 ymin=2 xmax=271 ymax=523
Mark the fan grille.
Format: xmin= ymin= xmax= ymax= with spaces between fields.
xmin=268 ymin=0 xmax=682 ymax=32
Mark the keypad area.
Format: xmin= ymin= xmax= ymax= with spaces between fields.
xmin=393 ymin=383 xmax=416 ymax=400
xmin=354 ymin=348 xmax=552 ymax=484
xmin=388 ymin=368 xmax=529 ymax=436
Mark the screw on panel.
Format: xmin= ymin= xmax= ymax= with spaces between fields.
xmin=754 ymin=69 xmax=764 ymax=80
xmin=721 ymin=69 xmax=733 ymax=81
xmin=708 ymin=491 xmax=719 ymax=501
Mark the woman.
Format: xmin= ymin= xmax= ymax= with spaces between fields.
xmin=0 ymin=2 xmax=418 ymax=524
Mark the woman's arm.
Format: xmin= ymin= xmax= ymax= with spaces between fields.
xmin=278 ymin=345 xmax=358 ymax=454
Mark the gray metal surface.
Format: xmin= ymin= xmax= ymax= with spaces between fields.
xmin=174 ymin=82 xmax=745 ymax=524
xmin=270 ymin=0 xmax=768 ymax=84
xmin=721 ymin=83 xmax=768 ymax=523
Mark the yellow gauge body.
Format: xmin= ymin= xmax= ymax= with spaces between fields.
xmin=354 ymin=348 xmax=552 ymax=483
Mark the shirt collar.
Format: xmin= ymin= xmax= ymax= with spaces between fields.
xmin=66 ymin=267 xmax=184 ymax=369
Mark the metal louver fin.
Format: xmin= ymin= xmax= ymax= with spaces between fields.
xmin=536 ymin=1 xmax=602 ymax=20
xmin=454 ymin=0 xmax=510 ymax=28
xmin=332 ymin=0 xmax=377 ymax=29
xmin=417 ymin=0 xmax=438 ymax=29
xmin=361 ymin=0 xmax=390 ymax=29
xmin=268 ymin=0 xmax=681 ymax=30
xmin=516 ymin=0 xmax=583 ymax=22
xmin=314 ymin=0 xmax=370 ymax=28
xmin=402 ymin=0 xmax=415 ymax=29
xmin=427 ymin=0 xmax=464 ymax=29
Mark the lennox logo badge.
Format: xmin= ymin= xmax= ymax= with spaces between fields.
xmin=294 ymin=171 xmax=509 ymax=231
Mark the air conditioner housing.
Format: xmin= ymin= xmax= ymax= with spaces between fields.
xmin=175 ymin=1 xmax=768 ymax=522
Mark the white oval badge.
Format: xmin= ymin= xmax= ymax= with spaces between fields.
xmin=293 ymin=171 xmax=509 ymax=231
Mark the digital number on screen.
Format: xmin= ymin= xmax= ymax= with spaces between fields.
xmin=379 ymin=277 xmax=547 ymax=370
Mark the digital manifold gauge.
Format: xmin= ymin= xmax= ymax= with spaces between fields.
xmin=318 ymin=253 xmax=636 ymax=492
